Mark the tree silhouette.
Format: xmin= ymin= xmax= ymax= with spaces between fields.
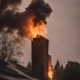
xmin=59 ymin=65 xmax=64 ymax=80
xmin=0 ymin=31 xmax=23 ymax=61
xmin=62 ymin=61 xmax=80 ymax=80
xmin=26 ymin=61 xmax=32 ymax=71
xmin=54 ymin=60 xmax=64 ymax=80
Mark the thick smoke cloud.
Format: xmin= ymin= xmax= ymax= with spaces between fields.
xmin=0 ymin=0 xmax=52 ymax=38
xmin=0 ymin=0 xmax=22 ymax=14
xmin=26 ymin=0 xmax=53 ymax=25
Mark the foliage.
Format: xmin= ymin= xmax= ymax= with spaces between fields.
xmin=53 ymin=60 xmax=64 ymax=80
xmin=62 ymin=61 xmax=80 ymax=80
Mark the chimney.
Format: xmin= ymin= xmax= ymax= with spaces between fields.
xmin=48 ymin=55 xmax=52 ymax=71
xmin=48 ymin=55 xmax=53 ymax=80
xmin=32 ymin=36 xmax=49 ymax=80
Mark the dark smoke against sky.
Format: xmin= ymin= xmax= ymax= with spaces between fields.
xmin=0 ymin=0 xmax=21 ymax=31
xmin=0 ymin=0 xmax=80 ymax=67
xmin=0 ymin=0 xmax=22 ymax=12
xmin=19 ymin=0 xmax=80 ymax=66
xmin=0 ymin=0 xmax=52 ymax=39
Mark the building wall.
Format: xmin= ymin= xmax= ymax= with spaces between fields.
xmin=32 ymin=37 xmax=49 ymax=80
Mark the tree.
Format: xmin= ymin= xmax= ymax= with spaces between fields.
xmin=54 ymin=60 xmax=60 ymax=80
xmin=54 ymin=60 xmax=60 ymax=71
xmin=62 ymin=61 xmax=80 ymax=80
xmin=26 ymin=61 xmax=32 ymax=71
xmin=53 ymin=60 xmax=64 ymax=80
xmin=0 ymin=31 xmax=23 ymax=61
xmin=59 ymin=65 xmax=64 ymax=80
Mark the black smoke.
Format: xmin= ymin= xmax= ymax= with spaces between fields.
xmin=26 ymin=0 xmax=53 ymax=25
xmin=0 ymin=0 xmax=53 ymax=38
xmin=0 ymin=0 xmax=22 ymax=15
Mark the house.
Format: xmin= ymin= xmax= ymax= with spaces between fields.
xmin=0 ymin=60 xmax=39 ymax=80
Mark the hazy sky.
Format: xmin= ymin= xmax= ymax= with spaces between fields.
xmin=19 ymin=0 xmax=80 ymax=66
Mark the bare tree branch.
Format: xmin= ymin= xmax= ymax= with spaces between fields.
xmin=0 ymin=31 xmax=23 ymax=62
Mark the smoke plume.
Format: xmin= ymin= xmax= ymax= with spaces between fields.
xmin=0 ymin=0 xmax=53 ymax=40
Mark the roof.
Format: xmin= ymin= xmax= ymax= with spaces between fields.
xmin=0 ymin=60 xmax=28 ymax=80
xmin=16 ymin=64 xmax=32 ymax=76
xmin=0 ymin=60 xmax=40 ymax=80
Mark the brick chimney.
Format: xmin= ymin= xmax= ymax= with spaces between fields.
xmin=32 ymin=36 xmax=49 ymax=80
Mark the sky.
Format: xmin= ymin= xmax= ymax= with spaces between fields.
xmin=19 ymin=0 xmax=80 ymax=67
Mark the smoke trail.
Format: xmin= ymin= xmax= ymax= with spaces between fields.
xmin=0 ymin=0 xmax=53 ymax=39
xmin=0 ymin=0 xmax=22 ymax=15
xmin=26 ymin=0 xmax=53 ymax=25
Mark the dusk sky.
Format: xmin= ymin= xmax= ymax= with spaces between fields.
xmin=19 ymin=0 xmax=80 ymax=66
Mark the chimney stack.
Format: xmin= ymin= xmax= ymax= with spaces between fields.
xmin=32 ymin=37 xmax=49 ymax=80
